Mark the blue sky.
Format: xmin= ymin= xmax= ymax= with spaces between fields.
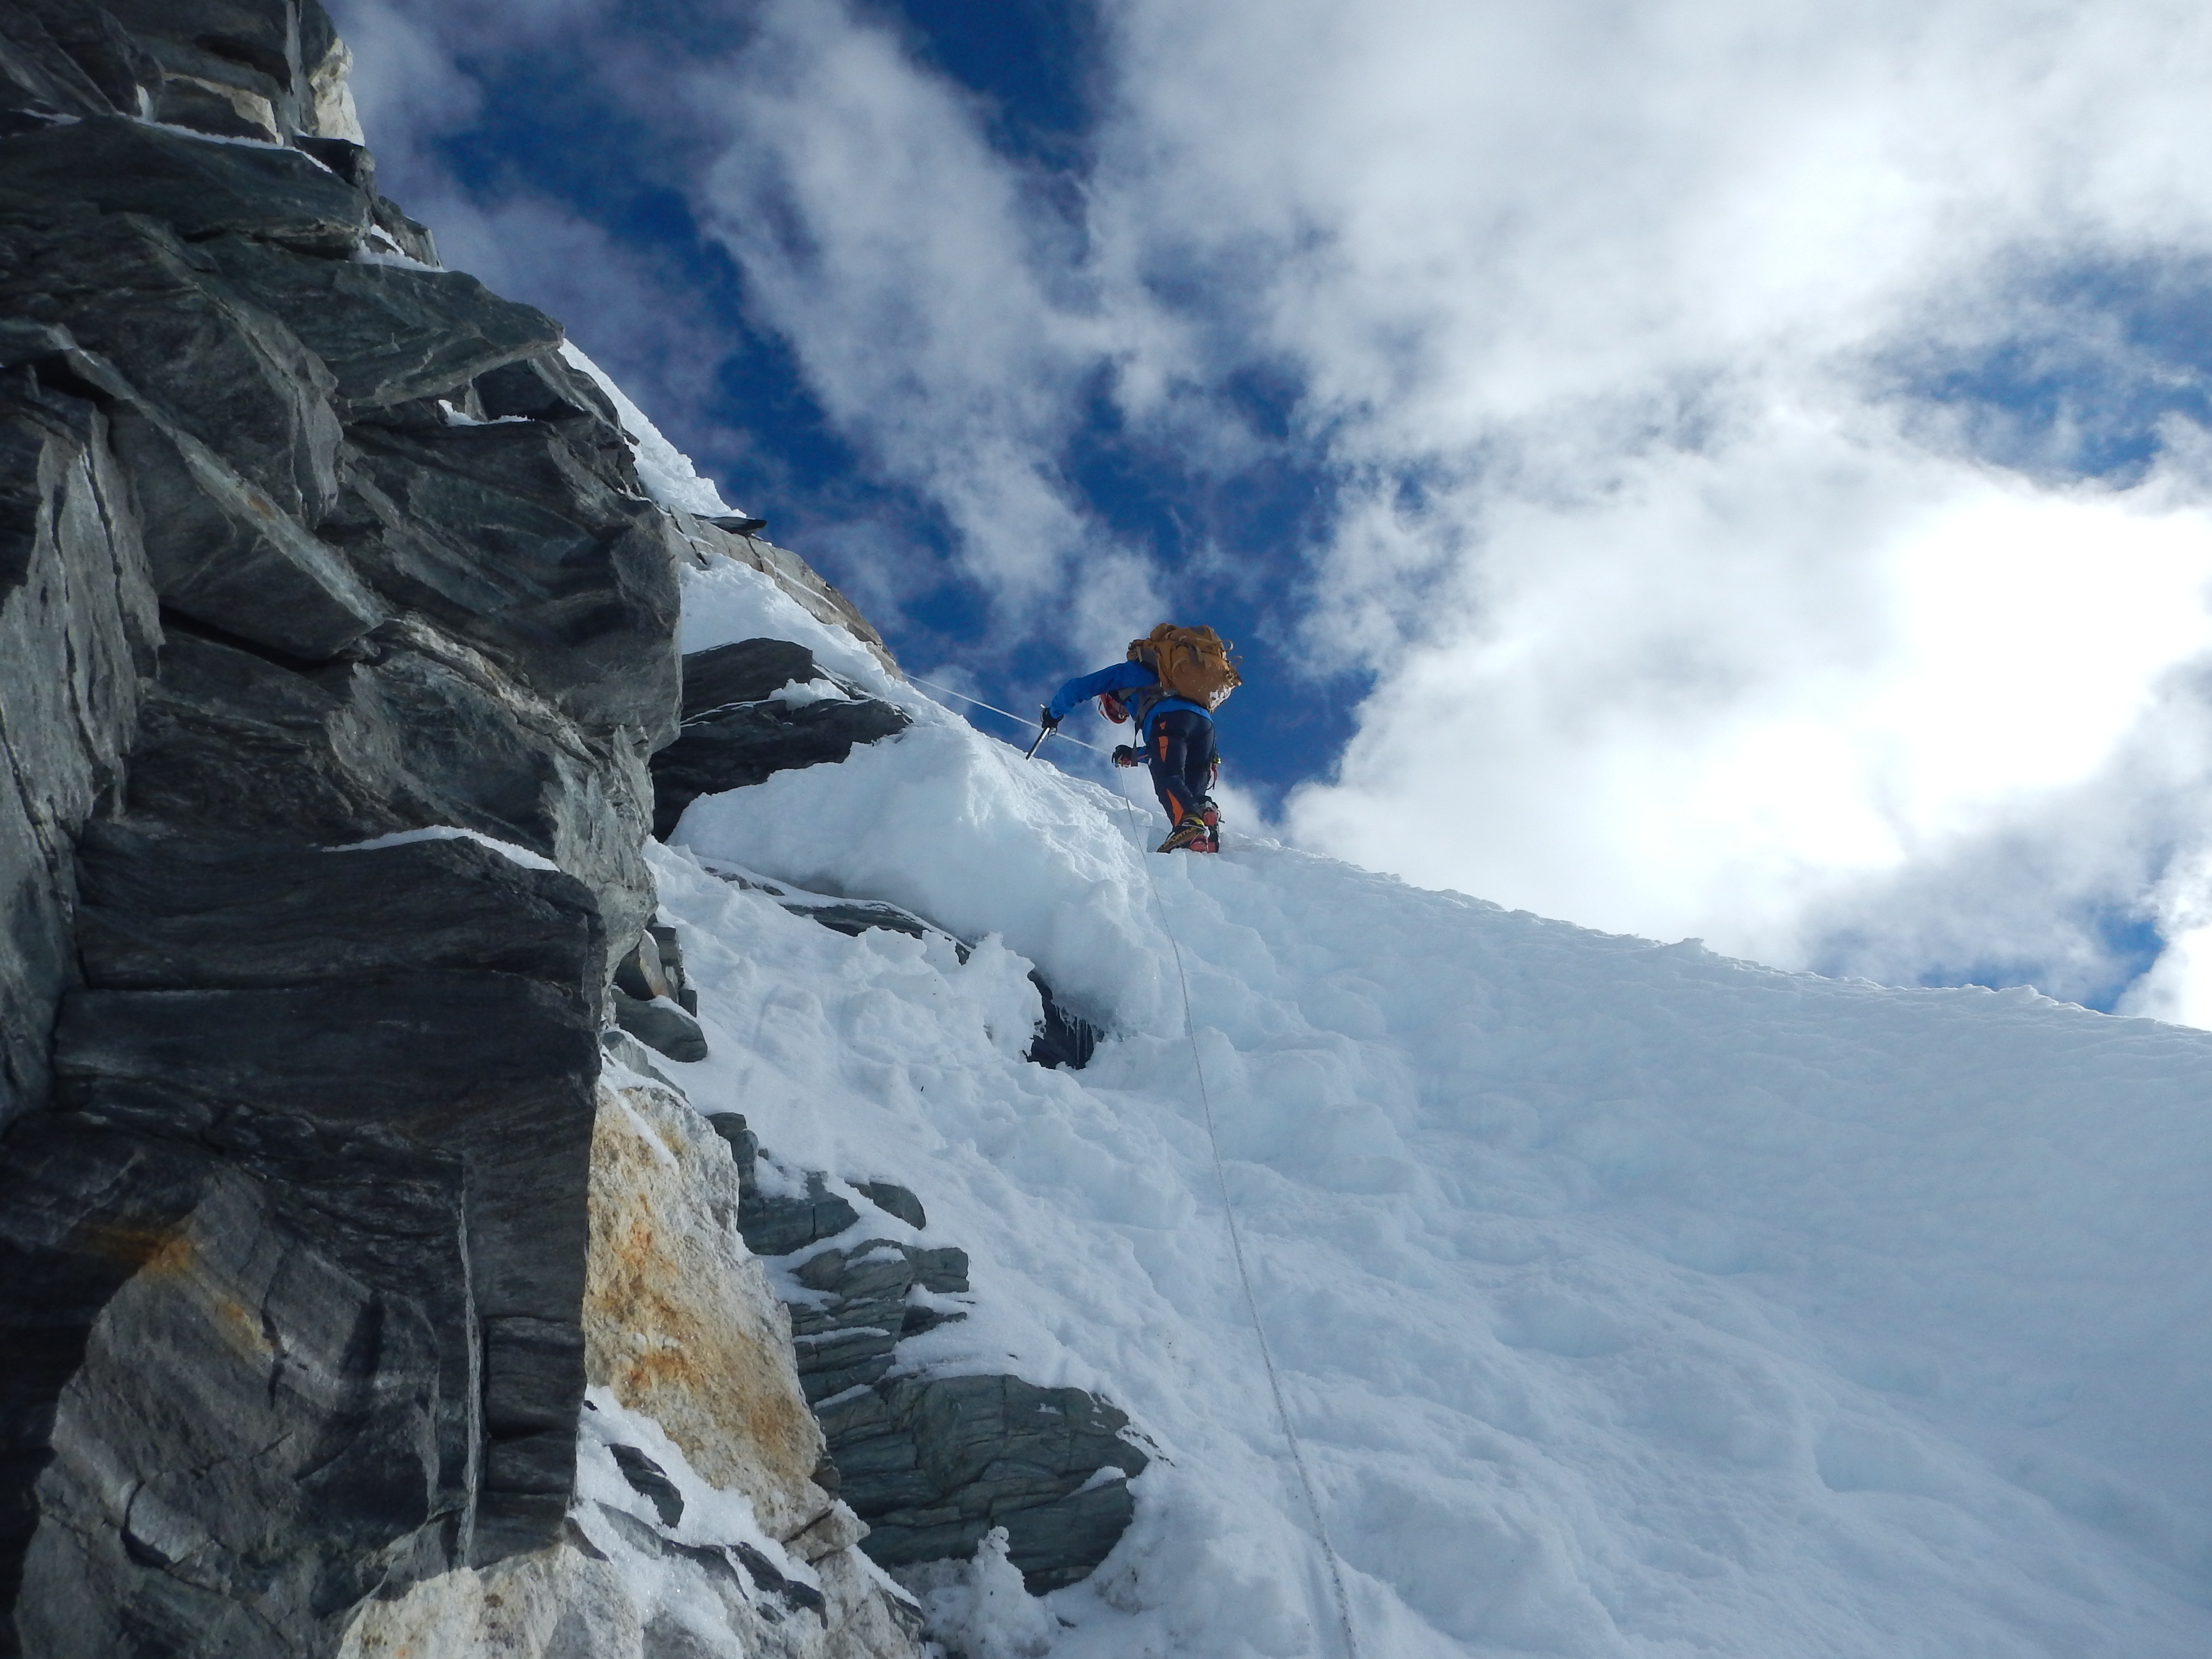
xmin=332 ymin=0 xmax=2212 ymax=1019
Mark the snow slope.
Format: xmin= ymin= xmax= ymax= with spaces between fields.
xmin=658 ymin=559 xmax=2212 ymax=1658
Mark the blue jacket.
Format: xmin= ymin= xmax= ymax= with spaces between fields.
xmin=1046 ymin=661 xmax=1212 ymax=743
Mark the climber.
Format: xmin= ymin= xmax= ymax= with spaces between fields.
xmin=1038 ymin=625 xmax=1241 ymax=853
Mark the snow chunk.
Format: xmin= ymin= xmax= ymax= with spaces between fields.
xmin=901 ymin=1528 xmax=1058 ymax=1659
xmin=769 ymin=676 xmax=852 ymax=707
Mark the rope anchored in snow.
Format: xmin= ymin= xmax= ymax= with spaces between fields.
xmin=1110 ymin=783 xmax=1367 ymax=1659
xmin=924 ymin=671 xmax=1364 ymax=1657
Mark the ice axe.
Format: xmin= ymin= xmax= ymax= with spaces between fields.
xmin=1024 ymin=707 xmax=1058 ymax=759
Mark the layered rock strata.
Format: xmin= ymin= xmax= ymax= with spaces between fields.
xmin=728 ymin=1148 xmax=1150 ymax=1595
xmin=0 ymin=3 xmax=921 ymax=1653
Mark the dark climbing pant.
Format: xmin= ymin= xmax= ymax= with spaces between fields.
xmin=1147 ymin=709 xmax=1215 ymax=827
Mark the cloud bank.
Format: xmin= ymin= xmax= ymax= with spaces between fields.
xmin=332 ymin=0 xmax=2212 ymax=1015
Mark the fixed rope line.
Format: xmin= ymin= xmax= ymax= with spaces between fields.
xmin=926 ymin=665 xmax=1364 ymax=1654
xmin=902 ymin=673 xmax=1115 ymax=756
xmin=1109 ymin=776 xmax=1366 ymax=1659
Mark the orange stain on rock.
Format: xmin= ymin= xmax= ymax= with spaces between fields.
xmin=582 ymin=1082 xmax=828 ymax=1539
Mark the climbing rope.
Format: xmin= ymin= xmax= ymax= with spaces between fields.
xmin=902 ymin=673 xmax=1115 ymax=756
xmin=1110 ymin=777 xmax=1366 ymax=1659
xmin=907 ymin=672 xmax=1366 ymax=1658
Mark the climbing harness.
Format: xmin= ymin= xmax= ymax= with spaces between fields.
xmin=1109 ymin=775 xmax=1366 ymax=1659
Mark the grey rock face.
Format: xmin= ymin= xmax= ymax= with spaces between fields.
xmin=726 ymin=1150 xmax=1141 ymax=1594
xmin=8 ymin=1147 xmax=464 ymax=1658
xmin=73 ymin=822 xmax=607 ymax=989
xmin=94 ymin=0 xmax=348 ymax=141
xmin=204 ymin=236 xmax=563 ymax=412
xmin=0 ymin=312 xmax=381 ymax=662
xmin=681 ymin=636 xmax=821 ymax=716
xmin=856 ymin=1181 xmax=926 ymax=1230
xmin=0 ymin=117 xmax=371 ymax=252
xmin=820 ymin=1376 xmax=1147 ymax=1594
xmin=0 ymin=7 xmax=135 ymax=130
xmin=652 ymin=639 xmax=911 ymax=838
xmin=13 ymin=967 xmax=605 ymax=1630
xmin=333 ymin=415 xmax=680 ymax=740
xmin=610 ymin=986 xmax=709 ymax=1063
xmin=739 ymin=1170 xmax=864 ymax=1260
xmin=779 ymin=1237 xmax=975 ymax=1404
xmin=0 ymin=373 xmax=156 ymax=1125
xmin=122 ymin=625 xmax=658 ymax=986
xmin=111 ymin=397 xmax=388 ymax=659
xmin=0 ymin=6 xmax=934 ymax=1652
xmin=0 ymin=216 xmax=345 ymax=527
xmin=0 ymin=12 xmax=657 ymax=1647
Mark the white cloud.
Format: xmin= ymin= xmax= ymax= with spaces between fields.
xmin=1283 ymin=412 xmax=2212 ymax=974
xmin=1082 ymin=0 xmax=2212 ymax=1005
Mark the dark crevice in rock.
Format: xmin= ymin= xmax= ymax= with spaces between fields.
xmin=154 ymin=602 xmax=335 ymax=677
xmin=1027 ymin=992 xmax=1102 ymax=1071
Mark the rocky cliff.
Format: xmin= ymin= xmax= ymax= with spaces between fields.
xmin=0 ymin=5 xmax=1134 ymax=1655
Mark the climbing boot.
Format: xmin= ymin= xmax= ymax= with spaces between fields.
xmin=1157 ymin=815 xmax=1211 ymax=853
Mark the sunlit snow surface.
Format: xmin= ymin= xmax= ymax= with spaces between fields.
xmin=658 ymin=558 xmax=2212 ymax=1657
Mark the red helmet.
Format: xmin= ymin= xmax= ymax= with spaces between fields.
xmin=1098 ymin=689 xmax=1131 ymax=723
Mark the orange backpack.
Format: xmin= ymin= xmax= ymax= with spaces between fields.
xmin=1128 ymin=624 xmax=1242 ymax=711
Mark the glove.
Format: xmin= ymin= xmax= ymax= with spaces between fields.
xmin=1037 ymin=705 xmax=1060 ymax=732
xmin=1112 ymin=745 xmax=1140 ymax=768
